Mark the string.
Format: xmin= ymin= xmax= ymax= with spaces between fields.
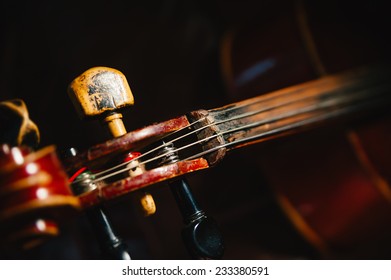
xmin=76 ymin=68 xmax=365 ymax=184
xmin=89 ymin=80 xmax=388 ymax=184
xmin=88 ymin=87 xmax=340 ymax=183
xmin=184 ymin=95 xmax=388 ymax=161
xmin=71 ymin=67 xmax=388 ymax=185
xmin=76 ymin=118 xmax=205 ymax=181
xmin=75 ymin=75 xmax=344 ymax=184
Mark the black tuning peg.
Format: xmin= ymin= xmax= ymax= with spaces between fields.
xmin=170 ymin=178 xmax=224 ymax=259
xmin=58 ymin=147 xmax=132 ymax=260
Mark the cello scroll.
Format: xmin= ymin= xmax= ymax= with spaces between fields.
xmin=0 ymin=99 xmax=80 ymax=254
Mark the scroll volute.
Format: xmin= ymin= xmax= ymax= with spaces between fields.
xmin=0 ymin=99 xmax=40 ymax=148
xmin=0 ymin=145 xmax=81 ymax=252
xmin=0 ymin=99 xmax=80 ymax=253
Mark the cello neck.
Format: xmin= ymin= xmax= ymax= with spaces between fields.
xmin=61 ymin=64 xmax=391 ymax=179
xmin=186 ymin=64 xmax=391 ymax=163
xmin=59 ymin=63 xmax=391 ymax=208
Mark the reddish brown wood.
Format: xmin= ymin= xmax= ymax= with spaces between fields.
xmin=62 ymin=115 xmax=190 ymax=174
xmin=0 ymin=144 xmax=80 ymax=252
xmin=79 ymin=158 xmax=209 ymax=208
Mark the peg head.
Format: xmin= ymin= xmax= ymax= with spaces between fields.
xmin=68 ymin=67 xmax=134 ymax=120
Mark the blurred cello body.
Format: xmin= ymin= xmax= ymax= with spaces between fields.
xmin=220 ymin=0 xmax=391 ymax=258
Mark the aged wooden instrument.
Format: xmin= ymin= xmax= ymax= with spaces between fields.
xmin=1 ymin=62 xmax=390 ymax=259
xmin=1 ymin=0 xmax=391 ymax=260
xmin=0 ymin=100 xmax=80 ymax=253
xmin=65 ymin=66 xmax=225 ymax=259
xmin=60 ymin=63 xmax=390 ymax=258
xmin=62 ymin=64 xmax=390 ymax=205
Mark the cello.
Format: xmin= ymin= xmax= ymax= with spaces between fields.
xmin=0 ymin=0 xmax=391 ymax=260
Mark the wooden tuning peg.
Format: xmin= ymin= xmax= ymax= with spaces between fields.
xmin=67 ymin=66 xmax=156 ymax=216
xmin=67 ymin=66 xmax=133 ymax=137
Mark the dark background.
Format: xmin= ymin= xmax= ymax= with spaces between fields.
xmin=1 ymin=0 xmax=390 ymax=259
